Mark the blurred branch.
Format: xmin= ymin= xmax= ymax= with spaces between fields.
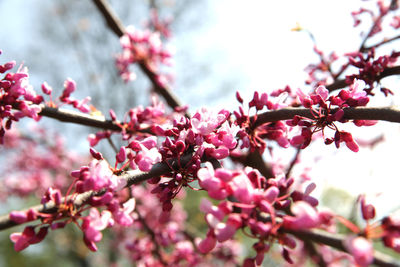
xmin=91 ymin=0 xmax=188 ymax=116
xmin=230 ymin=150 xmax=274 ymax=179
xmin=288 ymin=229 xmax=400 ymax=267
xmin=92 ymin=0 xmax=125 ymax=37
xmin=360 ymin=34 xmax=400 ymax=53
xmin=0 ymin=153 xmax=193 ymax=231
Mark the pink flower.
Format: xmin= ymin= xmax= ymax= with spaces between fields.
xmin=230 ymin=173 xmax=255 ymax=204
xmin=82 ymin=208 xmax=113 ymax=251
xmin=191 ymin=108 xmax=227 ymax=136
xmin=10 ymin=226 xmax=48 ymax=252
xmin=283 ymin=201 xmax=320 ymax=230
xmin=197 ymin=230 xmax=217 ymax=253
xmin=249 ymin=91 xmax=268 ymax=110
xmin=112 ymin=198 xmax=136 ymax=226
xmin=214 ymin=214 xmax=242 ymax=242
xmin=359 ymin=195 xmax=375 ymax=221
xmin=344 ymin=236 xmax=373 ymax=267
xmin=9 ymin=209 xmax=38 ymax=224
xmin=60 ymin=78 xmax=76 ymax=100
xmin=0 ymin=60 xmax=16 ymax=73
xmin=136 ymin=146 xmax=161 ymax=171
xmin=197 ymin=163 xmax=223 ymax=192
xmin=41 ymin=82 xmax=52 ymax=95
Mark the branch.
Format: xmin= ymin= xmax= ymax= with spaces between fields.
xmin=0 ymin=154 xmax=192 ymax=231
xmin=252 ymin=106 xmax=400 ymax=128
xmin=92 ymin=0 xmax=125 ymax=37
xmin=326 ymin=65 xmax=400 ymax=92
xmin=39 ymin=106 xmax=122 ymax=131
xmin=288 ymin=229 xmax=400 ymax=267
xmin=91 ymin=0 xmax=188 ymax=116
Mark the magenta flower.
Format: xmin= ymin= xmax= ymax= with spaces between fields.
xmin=283 ymin=201 xmax=320 ymax=230
xmin=82 ymin=208 xmax=113 ymax=251
xmin=191 ymin=108 xmax=227 ymax=136
xmin=10 ymin=226 xmax=48 ymax=252
xmin=197 ymin=230 xmax=217 ymax=253
xmin=344 ymin=236 xmax=374 ymax=267
xmin=111 ymin=198 xmax=136 ymax=226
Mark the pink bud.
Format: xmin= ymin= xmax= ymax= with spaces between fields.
xmin=197 ymin=233 xmax=216 ymax=254
xmin=41 ymin=82 xmax=52 ymax=95
xmin=116 ymin=146 xmax=127 ymax=163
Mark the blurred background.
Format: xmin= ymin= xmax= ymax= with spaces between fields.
xmin=1 ymin=0 xmax=400 ymax=266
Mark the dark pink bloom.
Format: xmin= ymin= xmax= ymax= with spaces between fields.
xmin=344 ymin=236 xmax=373 ymax=267
xmin=283 ymin=201 xmax=320 ymax=230
xmin=197 ymin=230 xmax=217 ymax=253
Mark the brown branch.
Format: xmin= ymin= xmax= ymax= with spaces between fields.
xmin=288 ymin=229 xmax=400 ymax=267
xmin=361 ymin=34 xmax=400 ymax=53
xmin=92 ymin=0 xmax=125 ymax=37
xmin=39 ymin=106 xmax=122 ymax=131
xmin=252 ymin=106 xmax=400 ymax=128
xmin=230 ymin=150 xmax=274 ymax=179
xmin=326 ymin=65 xmax=400 ymax=92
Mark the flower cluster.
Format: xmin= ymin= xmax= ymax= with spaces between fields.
xmin=0 ymin=55 xmax=43 ymax=144
xmin=196 ymin=163 xmax=334 ymax=265
xmin=288 ymin=80 xmax=373 ymax=151
xmin=0 ymin=126 xmax=85 ymax=200
xmin=346 ymin=49 xmax=400 ymax=95
xmin=115 ymin=25 xmax=172 ymax=83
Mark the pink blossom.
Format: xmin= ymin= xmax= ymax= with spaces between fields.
xmin=283 ymin=201 xmax=320 ymax=230
xmin=197 ymin=230 xmax=217 ymax=253
xmin=82 ymin=208 xmax=113 ymax=251
xmin=41 ymin=82 xmax=52 ymax=95
xmin=230 ymin=173 xmax=255 ymax=204
xmin=136 ymin=146 xmax=161 ymax=171
xmin=214 ymin=214 xmax=242 ymax=242
xmin=344 ymin=236 xmax=373 ymax=267
xmin=60 ymin=78 xmax=76 ymax=100
xmin=10 ymin=226 xmax=48 ymax=252
xmin=191 ymin=108 xmax=227 ymax=136
xmin=197 ymin=163 xmax=222 ymax=192
xmin=0 ymin=60 xmax=16 ymax=73
xmin=112 ymin=198 xmax=136 ymax=226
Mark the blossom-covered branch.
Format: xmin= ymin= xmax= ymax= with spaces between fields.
xmin=0 ymin=153 xmax=192 ymax=231
xmin=253 ymin=106 xmax=400 ymax=128
xmin=326 ymin=65 xmax=400 ymax=92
